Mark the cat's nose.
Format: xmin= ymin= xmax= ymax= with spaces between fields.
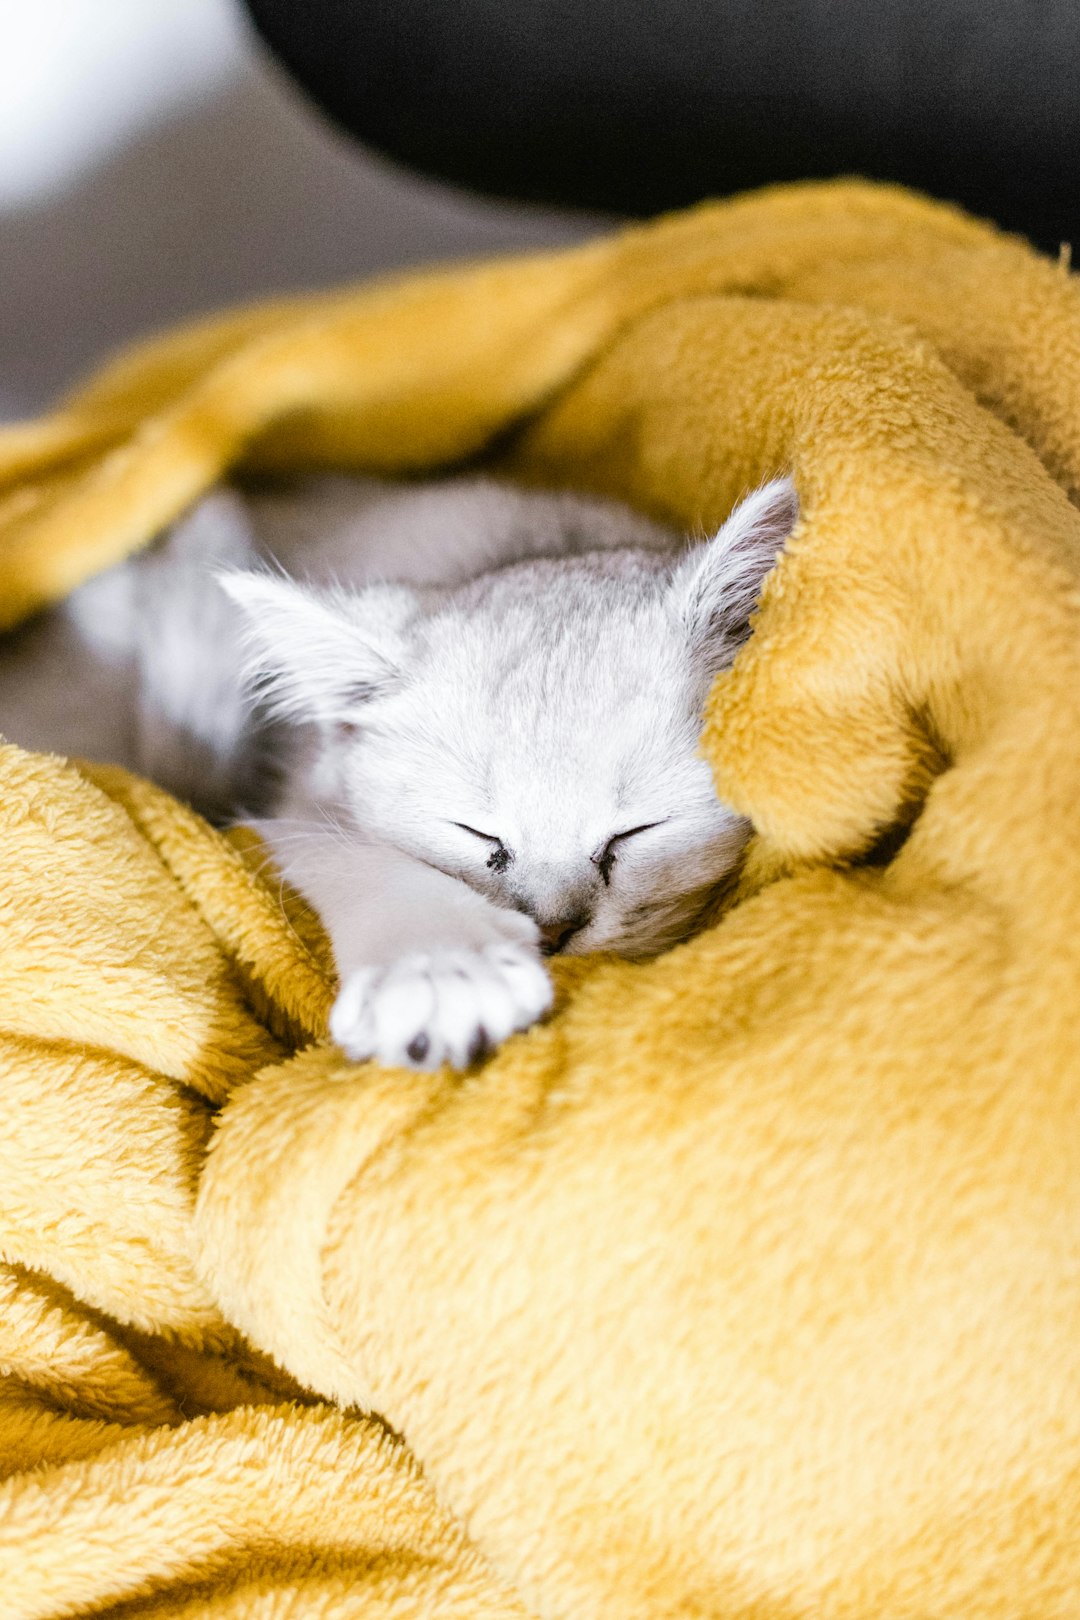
xmin=537 ymin=912 xmax=590 ymax=955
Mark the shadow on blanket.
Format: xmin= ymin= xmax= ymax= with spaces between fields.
xmin=1 ymin=181 xmax=1080 ymax=1618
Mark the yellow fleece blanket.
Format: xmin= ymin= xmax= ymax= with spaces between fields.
xmin=1 ymin=180 xmax=1080 ymax=1618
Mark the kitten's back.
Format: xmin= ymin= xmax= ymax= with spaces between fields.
xmin=0 ymin=476 xmax=683 ymax=820
xmin=245 ymin=474 xmax=679 ymax=590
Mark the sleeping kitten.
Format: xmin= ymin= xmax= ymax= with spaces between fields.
xmin=0 ymin=474 xmax=797 ymax=1069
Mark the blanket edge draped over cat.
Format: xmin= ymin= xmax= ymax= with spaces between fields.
xmin=1 ymin=180 xmax=1080 ymax=1618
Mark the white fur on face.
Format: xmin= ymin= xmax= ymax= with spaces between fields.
xmin=318 ymin=561 xmax=742 ymax=957
xmin=225 ymin=477 xmax=797 ymax=959
xmin=0 ymin=475 xmax=796 ymax=1071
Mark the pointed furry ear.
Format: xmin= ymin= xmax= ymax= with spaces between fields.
xmin=217 ymin=571 xmax=414 ymax=723
xmin=669 ymin=476 xmax=798 ymax=669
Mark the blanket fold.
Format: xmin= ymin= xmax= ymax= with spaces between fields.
xmin=1 ymin=181 xmax=1080 ymax=1618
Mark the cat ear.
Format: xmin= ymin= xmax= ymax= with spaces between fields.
xmin=217 ymin=571 xmax=415 ymax=723
xmin=669 ymin=477 xmax=798 ymax=671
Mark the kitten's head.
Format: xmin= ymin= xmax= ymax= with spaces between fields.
xmin=223 ymin=478 xmax=797 ymax=958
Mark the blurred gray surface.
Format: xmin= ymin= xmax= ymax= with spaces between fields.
xmin=0 ymin=47 xmax=596 ymax=419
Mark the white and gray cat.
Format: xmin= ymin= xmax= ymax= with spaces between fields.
xmin=0 ymin=472 xmax=798 ymax=1069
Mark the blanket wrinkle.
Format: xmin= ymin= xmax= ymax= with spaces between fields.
xmin=1 ymin=180 xmax=1080 ymax=1617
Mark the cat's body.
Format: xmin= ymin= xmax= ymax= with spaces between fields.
xmin=0 ymin=473 xmax=797 ymax=1068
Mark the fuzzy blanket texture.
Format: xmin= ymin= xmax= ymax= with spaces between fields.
xmin=1 ymin=180 xmax=1080 ymax=1618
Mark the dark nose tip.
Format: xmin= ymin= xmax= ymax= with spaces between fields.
xmin=537 ymin=913 xmax=589 ymax=955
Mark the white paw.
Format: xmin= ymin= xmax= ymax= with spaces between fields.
xmin=329 ymin=942 xmax=553 ymax=1070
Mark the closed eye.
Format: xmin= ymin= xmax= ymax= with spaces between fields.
xmin=452 ymin=821 xmax=500 ymax=844
xmin=452 ymin=821 xmax=512 ymax=874
xmin=592 ymin=821 xmax=667 ymax=885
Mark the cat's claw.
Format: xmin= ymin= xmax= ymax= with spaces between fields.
xmin=329 ymin=942 xmax=553 ymax=1071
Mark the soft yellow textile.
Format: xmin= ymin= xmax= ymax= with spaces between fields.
xmin=1 ymin=180 xmax=1080 ymax=1616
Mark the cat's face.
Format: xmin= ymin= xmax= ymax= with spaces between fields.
xmin=322 ymin=560 xmax=753 ymax=957
xmin=225 ymin=479 xmax=796 ymax=958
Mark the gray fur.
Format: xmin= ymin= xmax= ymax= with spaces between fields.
xmin=0 ymin=473 xmax=797 ymax=1068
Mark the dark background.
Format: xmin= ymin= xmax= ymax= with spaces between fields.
xmin=246 ymin=0 xmax=1079 ymax=253
xmin=5 ymin=1 xmax=1074 ymax=420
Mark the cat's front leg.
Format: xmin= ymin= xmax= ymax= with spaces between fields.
xmin=330 ymin=935 xmax=552 ymax=1070
xmin=255 ymin=821 xmax=552 ymax=1069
